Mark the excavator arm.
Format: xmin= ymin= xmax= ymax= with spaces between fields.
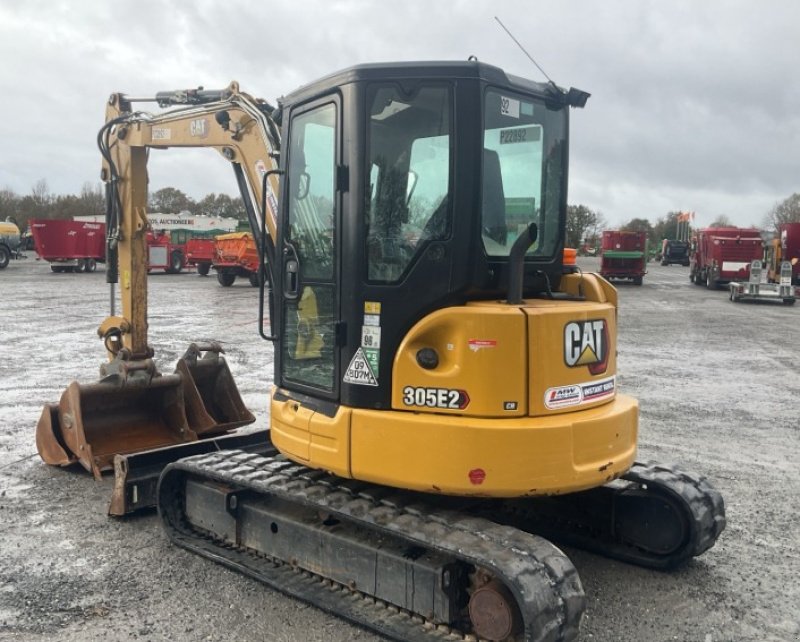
xmin=36 ymin=83 xmax=281 ymax=485
xmin=98 ymin=82 xmax=281 ymax=359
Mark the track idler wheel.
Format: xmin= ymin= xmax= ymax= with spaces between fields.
xmin=468 ymin=573 xmax=523 ymax=641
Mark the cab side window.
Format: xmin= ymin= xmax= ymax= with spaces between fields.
xmin=365 ymin=85 xmax=452 ymax=282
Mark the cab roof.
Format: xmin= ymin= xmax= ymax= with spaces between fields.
xmin=280 ymin=60 xmax=567 ymax=108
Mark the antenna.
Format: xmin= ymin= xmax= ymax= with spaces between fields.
xmin=494 ymin=16 xmax=556 ymax=86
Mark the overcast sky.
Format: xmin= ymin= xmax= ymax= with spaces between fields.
xmin=1 ymin=0 xmax=797 ymax=228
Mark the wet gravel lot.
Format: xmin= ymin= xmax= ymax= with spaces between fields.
xmin=1 ymin=255 xmax=798 ymax=642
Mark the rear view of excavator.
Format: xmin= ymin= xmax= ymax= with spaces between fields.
xmin=37 ymin=61 xmax=725 ymax=642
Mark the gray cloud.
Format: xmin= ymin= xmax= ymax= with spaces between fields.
xmin=0 ymin=0 xmax=797 ymax=228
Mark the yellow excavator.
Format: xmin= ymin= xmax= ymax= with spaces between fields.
xmin=36 ymin=61 xmax=725 ymax=642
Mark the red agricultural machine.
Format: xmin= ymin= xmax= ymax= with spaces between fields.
xmin=689 ymin=227 xmax=764 ymax=289
xmin=30 ymin=219 xmax=192 ymax=274
xmin=600 ymin=230 xmax=648 ymax=285
xmin=184 ymin=238 xmax=215 ymax=276
xmin=30 ymin=219 xmax=105 ymax=272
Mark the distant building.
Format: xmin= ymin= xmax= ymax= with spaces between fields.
xmin=73 ymin=211 xmax=239 ymax=243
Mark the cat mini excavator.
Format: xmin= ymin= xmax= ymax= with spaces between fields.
xmin=37 ymin=61 xmax=725 ymax=642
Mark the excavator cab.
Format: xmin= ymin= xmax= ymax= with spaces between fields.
xmin=274 ymin=65 xmax=565 ymax=399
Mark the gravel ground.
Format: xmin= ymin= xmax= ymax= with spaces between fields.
xmin=1 ymin=255 xmax=798 ymax=642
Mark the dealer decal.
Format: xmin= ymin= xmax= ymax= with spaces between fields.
xmin=564 ymin=319 xmax=609 ymax=375
xmin=544 ymin=376 xmax=616 ymax=410
xmin=544 ymin=384 xmax=582 ymax=409
xmin=403 ymin=386 xmax=469 ymax=410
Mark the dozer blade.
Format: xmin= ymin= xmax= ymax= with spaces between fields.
xmin=108 ymin=429 xmax=273 ymax=516
xmin=175 ymin=343 xmax=255 ymax=436
xmin=37 ymin=374 xmax=198 ymax=481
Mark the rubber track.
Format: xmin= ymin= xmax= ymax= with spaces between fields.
xmin=158 ymin=450 xmax=586 ymax=642
xmin=623 ymin=460 xmax=726 ymax=560
xmin=494 ymin=460 xmax=726 ymax=569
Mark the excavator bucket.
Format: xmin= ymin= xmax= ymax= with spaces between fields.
xmin=36 ymin=374 xmax=196 ymax=481
xmin=36 ymin=344 xmax=256 ymax=482
xmin=35 ymin=403 xmax=78 ymax=467
xmin=174 ymin=343 xmax=255 ymax=436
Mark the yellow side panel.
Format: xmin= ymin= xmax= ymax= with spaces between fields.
xmin=270 ymin=396 xmax=312 ymax=461
xmin=350 ymin=395 xmax=638 ymax=497
xmin=270 ymin=393 xmax=351 ymax=477
xmin=308 ymin=407 xmax=351 ymax=477
xmin=392 ymin=306 xmax=527 ymax=417
xmin=525 ymin=301 xmax=618 ymax=416
xmin=559 ymin=272 xmax=618 ymax=307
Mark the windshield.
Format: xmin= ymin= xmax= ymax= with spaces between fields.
xmin=482 ymin=89 xmax=566 ymax=258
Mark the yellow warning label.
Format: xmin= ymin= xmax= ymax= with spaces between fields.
xmin=364 ymin=301 xmax=381 ymax=315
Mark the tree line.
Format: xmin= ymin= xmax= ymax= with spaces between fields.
xmin=0 ymin=180 xmax=246 ymax=234
xmin=566 ymin=192 xmax=800 ymax=252
xmin=5 ymin=179 xmax=798 ymax=251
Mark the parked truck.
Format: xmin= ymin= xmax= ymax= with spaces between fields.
xmin=0 ymin=218 xmax=22 ymax=269
xmin=689 ymin=227 xmax=764 ymax=289
xmin=766 ymin=222 xmax=800 ymax=285
xmin=146 ymin=230 xmax=186 ymax=273
xmin=600 ymin=230 xmax=647 ymax=285
xmin=660 ymin=239 xmax=690 ymax=266
xmin=212 ymin=231 xmax=259 ymax=286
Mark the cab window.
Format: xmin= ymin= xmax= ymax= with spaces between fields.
xmin=365 ymin=84 xmax=452 ymax=282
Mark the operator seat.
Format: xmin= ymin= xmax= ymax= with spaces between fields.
xmin=482 ymin=148 xmax=507 ymax=246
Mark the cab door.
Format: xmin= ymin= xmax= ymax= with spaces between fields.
xmin=278 ymin=98 xmax=340 ymax=403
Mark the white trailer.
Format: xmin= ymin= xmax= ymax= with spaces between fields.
xmin=729 ymin=260 xmax=795 ymax=305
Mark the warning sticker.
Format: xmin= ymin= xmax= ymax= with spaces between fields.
xmin=344 ymin=348 xmax=378 ymax=386
xmin=363 ymin=314 xmax=381 ymax=327
xmin=468 ymin=339 xmax=497 ymax=352
xmin=364 ymin=301 xmax=382 ymax=314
